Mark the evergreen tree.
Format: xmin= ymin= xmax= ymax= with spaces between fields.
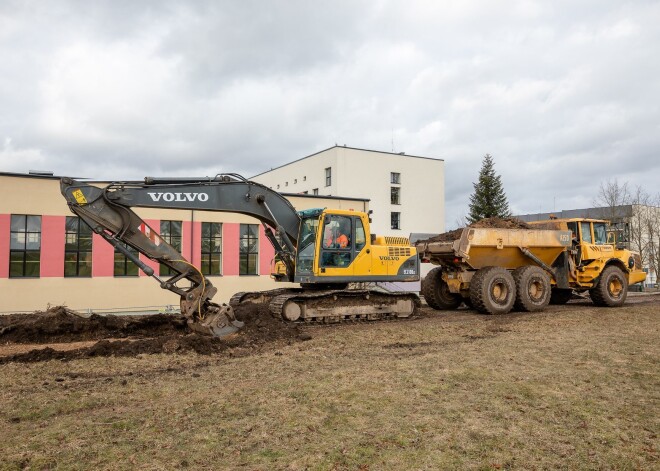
xmin=467 ymin=154 xmax=511 ymax=223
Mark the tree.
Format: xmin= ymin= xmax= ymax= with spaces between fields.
xmin=467 ymin=154 xmax=511 ymax=223
xmin=593 ymin=178 xmax=630 ymax=222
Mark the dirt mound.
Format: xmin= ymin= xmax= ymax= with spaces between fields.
xmin=418 ymin=217 xmax=531 ymax=243
xmin=0 ymin=306 xmax=188 ymax=344
xmin=0 ymin=304 xmax=306 ymax=364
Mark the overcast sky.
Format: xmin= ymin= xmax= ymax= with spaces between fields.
xmin=1 ymin=0 xmax=659 ymax=227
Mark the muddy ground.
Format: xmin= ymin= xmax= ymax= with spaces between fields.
xmin=419 ymin=216 xmax=532 ymax=243
xmin=0 ymin=303 xmax=305 ymax=364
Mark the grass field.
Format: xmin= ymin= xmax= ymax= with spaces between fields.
xmin=1 ymin=299 xmax=658 ymax=470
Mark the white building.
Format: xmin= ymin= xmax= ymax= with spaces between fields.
xmin=252 ymin=145 xmax=445 ymax=237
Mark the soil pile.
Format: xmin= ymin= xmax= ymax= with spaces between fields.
xmin=0 ymin=304 xmax=305 ymax=364
xmin=417 ymin=217 xmax=531 ymax=244
xmin=0 ymin=306 xmax=188 ymax=343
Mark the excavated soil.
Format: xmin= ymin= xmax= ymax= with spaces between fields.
xmin=0 ymin=304 xmax=304 ymax=364
xmin=418 ymin=217 xmax=532 ymax=243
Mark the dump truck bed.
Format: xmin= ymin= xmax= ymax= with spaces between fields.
xmin=417 ymin=227 xmax=572 ymax=270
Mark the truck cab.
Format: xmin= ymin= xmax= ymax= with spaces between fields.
xmin=527 ymin=218 xmax=646 ymax=287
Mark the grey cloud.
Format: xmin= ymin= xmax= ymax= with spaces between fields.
xmin=0 ymin=0 xmax=659 ymax=227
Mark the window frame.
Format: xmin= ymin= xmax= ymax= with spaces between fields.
xmin=64 ymin=216 xmax=93 ymax=277
xmin=391 ymin=187 xmax=401 ymax=205
xmin=325 ymin=167 xmax=332 ymax=187
xmin=9 ymin=214 xmax=41 ymax=278
xmin=201 ymin=222 xmax=223 ymax=276
xmin=239 ymin=223 xmax=259 ymax=275
xmin=391 ymin=172 xmax=401 ymax=184
xmin=391 ymin=212 xmax=401 ymax=230
xmin=159 ymin=220 xmax=183 ymax=276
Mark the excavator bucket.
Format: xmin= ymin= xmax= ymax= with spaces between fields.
xmin=187 ymin=307 xmax=245 ymax=338
xmin=181 ymin=297 xmax=244 ymax=338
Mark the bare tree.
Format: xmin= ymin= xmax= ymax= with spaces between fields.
xmin=629 ymin=186 xmax=652 ymax=268
xmin=645 ymin=193 xmax=660 ymax=286
xmin=593 ymin=178 xmax=630 ymax=221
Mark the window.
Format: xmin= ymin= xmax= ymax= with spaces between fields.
xmin=114 ymin=243 xmax=139 ymax=276
xmin=321 ymin=215 xmax=353 ymax=267
xmin=9 ymin=215 xmax=41 ymax=277
xmin=391 ymin=172 xmax=401 ymax=184
xmin=285 ymin=182 xmax=288 ymax=187
xmin=239 ymin=224 xmax=259 ymax=275
xmin=391 ymin=212 xmax=401 ymax=230
xmin=594 ymin=223 xmax=607 ymax=245
xmin=355 ymin=219 xmax=366 ymax=251
xmin=294 ymin=179 xmax=297 ymax=184
xmin=277 ymin=184 xmax=280 ymax=189
xmin=160 ymin=220 xmax=182 ymax=276
xmin=325 ymin=167 xmax=332 ymax=186
xmin=201 ymin=222 xmax=222 ymax=275
xmin=580 ymin=222 xmax=592 ymax=244
xmin=391 ymin=187 xmax=401 ymax=205
xmin=64 ymin=216 xmax=92 ymax=277
xmin=303 ymin=176 xmax=306 ymax=181
xmin=313 ymin=188 xmax=319 ymax=195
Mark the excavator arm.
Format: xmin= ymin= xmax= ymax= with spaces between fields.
xmin=60 ymin=174 xmax=301 ymax=337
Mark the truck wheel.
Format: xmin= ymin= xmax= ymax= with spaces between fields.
xmin=550 ymin=288 xmax=573 ymax=304
xmin=469 ymin=267 xmax=516 ymax=315
xmin=422 ymin=267 xmax=462 ymax=310
xmin=590 ymin=265 xmax=628 ymax=307
xmin=512 ymin=266 xmax=551 ymax=312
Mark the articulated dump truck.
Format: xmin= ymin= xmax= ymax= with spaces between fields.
xmin=415 ymin=218 xmax=646 ymax=315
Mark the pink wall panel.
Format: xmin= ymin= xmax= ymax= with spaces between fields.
xmin=0 ymin=214 xmax=10 ymax=278
xmin=259 ymin=225 xmax=274 ymax=276
xmin=192 ymin=221 xmax=202 ymax=267
xmin=41 ymin=216 xmax=65 ymax=277
xmin=92 ymin=233 xmax=115 ymax=277
xmin=139 ymin=219 xmax=160 ymax=277
xmin=223 ymin=223 xmax=239 ymax=276
xmin=182 ymin=221 xmax=202 ymax=266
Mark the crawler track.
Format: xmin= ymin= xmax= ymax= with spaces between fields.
xmin=231 ymin=288 xmax=420 ymax=324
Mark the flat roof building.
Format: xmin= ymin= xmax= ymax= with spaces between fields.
xmin=252 ymin=145 xmax=445 ymax=237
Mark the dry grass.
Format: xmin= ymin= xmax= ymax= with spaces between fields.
xmin=1 ymin=300 xmax=658 ymax=470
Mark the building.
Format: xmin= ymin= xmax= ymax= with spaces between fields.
xmin=251 ymin=146 xmax=445 ymax=236
xmin=0 ymin=172 xmax=368 ymax=313
xmin=517 ymin=205 xmax=660 ymax=287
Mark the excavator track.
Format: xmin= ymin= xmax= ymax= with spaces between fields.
xmin=268 ymin=289 xmax=420 ymax=324
xmin=231 ymin=288 xmax=420 ymax=324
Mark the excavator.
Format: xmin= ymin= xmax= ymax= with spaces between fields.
xmin=60 ymin=174 xmax=420 ymax=337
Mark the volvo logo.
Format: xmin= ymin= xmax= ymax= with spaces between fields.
xmin=147 ymin=192 xmax=210 ymax=202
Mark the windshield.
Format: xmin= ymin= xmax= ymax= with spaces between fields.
xmin=296 ymin=216 xmax=319 ymax=274
xmin=594 ymin=223 xmax=608 ymax=245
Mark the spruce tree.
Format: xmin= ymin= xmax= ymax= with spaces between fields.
xmin=467 ymin=154 xmax=511 ymax=223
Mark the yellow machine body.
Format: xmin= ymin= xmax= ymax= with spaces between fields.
xmin=272 ymin=208 xmax=419 ymax=284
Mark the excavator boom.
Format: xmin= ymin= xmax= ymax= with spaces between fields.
xmin=60 ymin=174 xmax=302 ymax=337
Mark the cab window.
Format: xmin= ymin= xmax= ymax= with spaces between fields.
xmin=593 ymin=223 xmax=607 ymax=245
xmin=580 ymin=222 xmax=592 ymax=244
xmin=321 ymin=215 xmax=353 ymax=267
xmin=355 ymin=218 xmax=366 ymax=251
xmin=566 ymin=222 xmax=578 ymax=241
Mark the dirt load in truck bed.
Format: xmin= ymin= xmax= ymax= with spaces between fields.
xmin=418 ymin=217 xmax=532 ymax=244
xmin=0 ymin=304 xmax=306 ymax=364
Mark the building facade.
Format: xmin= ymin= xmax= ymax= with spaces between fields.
xmin=0 ymin=172 xmax=368 ymax=313
xmin=252 ymin=146 xmax=445 ymax=237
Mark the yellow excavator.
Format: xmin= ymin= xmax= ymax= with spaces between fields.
xmin=60 ymin=174 xmax=420 ymax=337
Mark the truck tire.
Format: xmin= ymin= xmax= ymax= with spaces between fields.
xmin=469 ymin=266 xmax=516 ymax=315
xmin=590 ymin=265 xmax=628 ymax=307
xmin=550 ymin=288 xmax=573 ymax=305
xmin=512 ymin=266 xmax=551 ymax=312
xmin=422 ymin=267 xmax=462 ymax=310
